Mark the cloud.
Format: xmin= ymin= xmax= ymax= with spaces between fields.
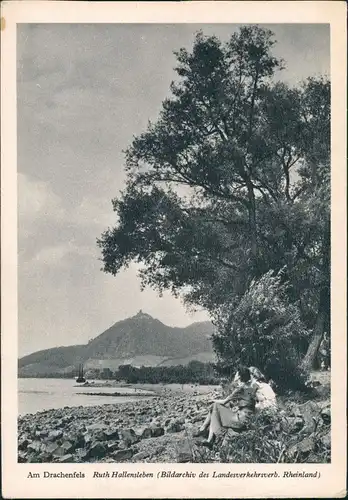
xmin=18 ymin=173 xmax=66 ymax=222
xmin=16 ymin=24 xmax=329 ymax=356
xmin=18 ymin=173 xmax=107 ymax=267
xmin=18 ymin=173 xmax=67 ymax=251
xmin=33 ymin=242 xmax=95 ymax=267
xmin=70 ymin=195 xmax=116 ymax=229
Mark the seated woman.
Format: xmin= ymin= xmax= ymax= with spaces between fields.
xmin=196 ymin=365 xmax=258 ymax=448
xmin=249 ymin=366 xmax=277 ymax=411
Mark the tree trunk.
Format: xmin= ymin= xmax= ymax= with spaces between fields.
xmin=300 ymin=309 xmax=325 ymax=372
xmin=301 ymin=225 xmax=330 ymax=372
xmin=300 ymin=282 xmax=329 ymax=372
xmin=247 ymin=182 xmax=258 ymax=260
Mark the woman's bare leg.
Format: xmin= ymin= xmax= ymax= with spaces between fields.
xmin=199 ymin=412 xmax=211 ymax=432
xmin=206 ymin=403 xmax=223 ymax=443
xmin=207 ymin=426 xmax=215 ymax=443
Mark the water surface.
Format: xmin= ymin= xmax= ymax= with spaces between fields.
xmin=18 ymin=378 xmax=153 ymax=415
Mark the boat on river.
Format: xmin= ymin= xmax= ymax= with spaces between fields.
xmin=75 ymin=363 xmax=86 ymax=384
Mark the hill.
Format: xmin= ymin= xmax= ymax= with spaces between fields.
xmin=18 ymin=345 xmax=86 ymax=375
xmin=18 ymin=311 xmax=215 ymax=377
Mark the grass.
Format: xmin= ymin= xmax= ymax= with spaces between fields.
xmin=189 ymin=370 xmax=331 ymax=464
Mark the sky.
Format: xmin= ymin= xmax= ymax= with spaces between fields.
xmin=17 ymin=23 xmax=329 ymax=356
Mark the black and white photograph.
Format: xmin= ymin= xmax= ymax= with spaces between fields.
xmin=16 ymin=20 xmax=333 ymax=465
xmin=1 ymin=2 xmax=347 ymax=499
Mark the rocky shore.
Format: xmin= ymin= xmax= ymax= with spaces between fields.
xmin=18 ymin=391 xmax=215 ymax=464
xmin=18 ymin=385 xmax=330 ymax=464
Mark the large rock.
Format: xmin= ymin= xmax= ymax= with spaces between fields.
xmin=27 ymin=454 xmax=42 ymax=463
xmin=44 ymin=442 xmax=59 ymax=455
xmin=72 ymin=433 xmax=85 ymax=449
xmin=320 ymin=432 xmax=330 ymax=449
xmin=47 ymin=430 xmax=63 ymax=441
xmin=287 ymin=436 xmax=316 ymax=461
xmin=107 ymin=441 xmax=119 ymax=453
xmin=150 ymin=425 xmax=165 ymax=438
xmin=38 ymin=451 xmax=53 ymax=462
xmin=27 ymin=441 xmax=42 ymax=453
xmin=18 ymin=438 xmax=29 ymax=451
xmin=166 ymin=420 xmax=184 ymax=434
xmin=112 ymin=448 xmax=134 ymax=461
xmin=88 ymin=442 xmax=107 ymax=459
xmin=35 ymin=430 xmax=48 ymax=439
xmin=83 ymin=433 xmax=93 ymax=446
xmin=93 ymin=430 xmax=108 ymax=441
xmin=119 ymin=429 xmax=138 ymax=446
xmin=62 ymin=415 xmax=74 ymax=424
xmin=282 ymin=416 xmax=305 ymax=434
xmin=53 ymin=446 xmax=70 ymax=458
xmin=321 ymin=406 xmax=331 ymax=425
xmin=18 ymin=451 xmax=28 ymax=463
xmin=134 ymin=427 xmax=152 ymax=439
xmin=176 ymin=439 xmax=193 ymax=463
xmin=60 ymin=441 xmax=74 ymax=453
xmin=75 ymin=448 xmax=89 ymax=461
xmin=104 ymin=429 xmax=119 ymax=441
xmin=86 ymin=423 xmax=108 ymax=432
xmin=58 ymin=454 xmax=74 ymax=463
xmin=132 ymin=450 xmax=151 ymax=461
xmin=291 ymin=401 xmax=322 ymax=434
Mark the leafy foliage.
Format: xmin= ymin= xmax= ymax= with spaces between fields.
xmin=113 ymin=361 xmax=218 ymax=385
xmin=98 ymin=26 xmax=331 ymax=380
xmin=212 ymin=270 xmax=310 ymax=391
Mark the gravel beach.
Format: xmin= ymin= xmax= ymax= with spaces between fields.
xmin=18 ymin=388 xmax=217 ymax=464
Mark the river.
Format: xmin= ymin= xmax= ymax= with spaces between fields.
xmin=18 ymin=378 xmax=217 ymax=415
xmin=18 ymin=378 xmax=155 ymax=415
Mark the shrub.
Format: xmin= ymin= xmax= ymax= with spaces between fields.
xmin=212 ymin=269 xmax=311 ymax=391
xmin=264 ymin=349 xmax=309 ymax=394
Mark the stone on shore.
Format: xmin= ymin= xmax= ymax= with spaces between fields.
xmin=58 ymin=454 xmax=74 ymax=463
xmin=27 ymin=441 xmax=42 ymax=453
xmin=119 ymin=428 xmax=139 ymax=446
xmin=175 ymin=439 xmax=193 ymax=463
xmin=47 ymin=430 xmax=63 ymax=441
xmin=45 ymin=442 xmax=59 ymax=454
xmin=16 ymin=388 xmax=223 ymax=464
xmin=132 ymin=450 xmax=151 ymax=461
xmin=88 ymin=442 xmax=107 ymax=459
xmin=104 ymin=429 xmax=119 ymax=440
xmin=18 ymin=438 xmax=29 ymax=451
xmin=166 ymin=419 xmax=184 ymax=433
xmin=150 ymin=425 xmax=165 ymax=438
xmin=112 ymin=448 xmax=134 ymax=461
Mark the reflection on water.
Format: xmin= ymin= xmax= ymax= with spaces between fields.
xmin=18 ymin=378 xmax=152 ymax=415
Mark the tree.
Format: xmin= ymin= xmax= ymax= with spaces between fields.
xmin=117 ymin=364 xmax=138 ymax=383
xmin=100 ymin=367 xmax=113 ymax=380
xmin=98 ymin=26 xmax=330 ymax=377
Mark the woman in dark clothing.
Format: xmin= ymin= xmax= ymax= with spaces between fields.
xmin=197 ymin=365 xmax=258 ymax=447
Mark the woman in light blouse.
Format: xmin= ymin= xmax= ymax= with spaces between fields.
xmin=197 ymin=365 xmax=258 ymax=447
